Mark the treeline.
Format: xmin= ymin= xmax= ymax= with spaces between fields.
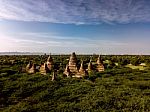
xmin=1 ymin=55 xmax=150 ymax=71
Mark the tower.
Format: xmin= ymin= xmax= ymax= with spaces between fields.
xmin=88 ymin=59 xmax=93 ymax=72
xmin=78 ymin=60 xmax=87 ymax=77
xmin=40 ymin=63 xmax=49 ymax=75
xmin=52 ymin=72 xmax=56 ymax=81
xmin=68 ymin=52 xmax=78 ymax=75
xmin=96 ymin=55 xmax=104 ymax=72
xmin=63 ymin=64 xmax=71 ymax=77
xmin=26 ymin=61 xmax=36 ymax=74
xmin=47 ymin=55 xmax=54 ymax=71
xmin=26 ymin=61 xmax=32 ymax=72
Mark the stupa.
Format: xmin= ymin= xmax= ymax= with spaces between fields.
xmin=26 ymin=62 xmax=36 ymax=74
xmin=68 ymin=52 xmax=78 ymax=74
xmin=63 ymin=64 xmax=71 ymax=77
xmin=40 ymin=63 xmax=49 ymax=75
xmin=26 ymin=61 xmax=32 ymax=72
xmin=52 ymin=72 xmax=56 ymax=81
xmin=96 ymin=55 xmax=104 ymax=72
xmin=77 ymin=60 xmax=87 ymax=77
xmin=46 ymin=55 xmax=54 ymax=71
xmin=28 ymin=64 xmax=36 ymax=74
xmin=87 ymin=59 xmax=93 ymax=72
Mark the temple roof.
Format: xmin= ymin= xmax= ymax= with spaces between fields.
xmin=47 ymin=55 xmax=53 ymax=62
xmin=97 ymin=55 xmax=103 ymax=64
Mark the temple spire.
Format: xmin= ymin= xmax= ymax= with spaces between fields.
xmin=96 ymin=55 xmax=105 ymax=72
xmin=52 ymin=72 xmax=56 ymax=81
xmin=47 ymin=55 xmax=54 ymax=71
xmin=63 ymin=64 xmax=71 ymax=77
xmin=79 ymin=60 xmax=84 ymax=72
xmin=26 ymin=61 xmax=32 ymax=71
xmin=78 ymin=60 xmax=86 ymax=77
xmin=26 ymin=61 xmax=36 ymax=74
xmin=68 ymin=52 xmax=78 ymax=74
xmin=97 ymin=55 xmax=102 ymax=64
xmin=88 ymin=59 xmax=93 ymax=71
xmin=40 ymin=63 xmax=49 ymax=75
xmin=47 ymin=55 xmax=53 ymax=62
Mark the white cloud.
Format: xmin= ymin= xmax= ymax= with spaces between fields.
xmin=0 ymin=32 xmax=126 ymax=50
xmin=0 ymin=0 xmax=150 ymax=24
xmin=1 ymin=31 xmax=150 ymax=54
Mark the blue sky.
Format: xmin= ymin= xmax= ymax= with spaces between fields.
xmin=0 ymin=0 xmax=150 ymax=54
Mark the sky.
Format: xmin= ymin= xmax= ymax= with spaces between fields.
xmin=0 ymin=0 xmax=150 ymax=54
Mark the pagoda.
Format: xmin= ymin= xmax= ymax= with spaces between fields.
xmin=63 ymin=64 xmax=71 ymax=77
xmin=46 ymin=55 xmax=54 ymax=71
xmin=96 ymin=55 xmax=104 ymax=72
xmin=40 ymin=63 xmax=49 ymax=75
xmin=52 ymin=72 xmax=57 ymax=81
xmin=76 ymin=60 xmax=87 ymax=77
xmin=26 ymin=62 xmax=36 ymax=74
xmin=68 ymin=52 xmax=78 ymax=74
xmin=26 ymin=61 xmax=32 ymax=72
xmin=87 ymin=59 xmax=93 ymax=73
xmin=63 ymin=52 xmax=80 ymax=77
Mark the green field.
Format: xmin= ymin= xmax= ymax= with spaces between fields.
xmin=0 ymin=55 xmax=150 ymax=111
xmin=126 ymin=64 xmax=147 ymax=70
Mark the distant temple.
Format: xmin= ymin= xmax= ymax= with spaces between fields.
xmin=63 ymin=64 xmax=71 ymax=77
xmin=78 ymin=60 xmax=87 ymax=77
xmin=63 ymin=52 xmax=78 ymax=77
xmin=40 ymin=55 xmax=54 ymax=75
xmin=46 ymin=55 xmax=54 ymax=71
xmin=40 ymin=63 xmax=49 ymax=75
xmin=96 ymin=55 xmax=105 ymax=72
xmin=52 ymin=72 xmax=57 ymax=81
xmin=68 ymin=52 xmax=78 ymax=74
xmin=64 ymin=52 xmax=87 ymax=78
xmin=26 ymin=61 xmax=36 ymax=74
xmin=26 ymin=52 xmax=105 ymax=78
xmin=87 ymin=59 xmax=93 ymax=73
xmin=26 ymin=61 xmax=32 ymax=72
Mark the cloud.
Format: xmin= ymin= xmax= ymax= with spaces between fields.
xmin=0 ymin=32 xmax=128 ymax=49
xmin=0 ymin=0 xmax=150 ymax=24
xmin=1 ymin=32 xmax=150 ymax=54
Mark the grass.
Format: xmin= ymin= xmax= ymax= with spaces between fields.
xmin=125 ymin=64 xmax=146 ymax=70
xmin=1 ymin=69 xmax=150 ymax=112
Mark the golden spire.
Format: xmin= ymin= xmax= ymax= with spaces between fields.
xmin=97 ymin=55 xmax=102 ymax=64
xmin=63 ymin=64 xmax=71 ymax=77
xmin=88 ymin=59 xmax=93 ymax=71
xmin=47 ymin=55 xmax=53 ymax=63
xmin=79 ymin=60 xmax=84 ymax=72
xmin=52 ymin=72 xmax=56 ymax=81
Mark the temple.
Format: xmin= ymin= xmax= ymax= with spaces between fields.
xmin=26 ymin=61 xmax=32 ymax=72
xmin=47 ymin=55 xmax=54 ymax=71
xmin=68 ymin=52 xmax=78 ymax=74
xmin=52 ymin=72 xmax=56 ymax=81
xmin=40 ymin=63 xmax=49 ymax=75
xmin=39 ymin=55 xmax=54 ymax=75
xmin=77 ymin=60 xmax=87 ymax=77
xmin=87 ymin=59 xmax=93 ymax=73
xmin=63 ymin=64 xmax=71 ymax=77
xmin=96 ymin=55 xmax=105 ymax=72
xmin=25 ymin=52 xmax=105 ymax=78
xmin=26 ymin=61 xmax=36 ymax=74
xmin=64 ymin=52 xmax=87 ymax=78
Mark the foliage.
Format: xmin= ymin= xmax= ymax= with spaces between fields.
xmin=0 ymin=69 xmax=150 ymax=111
xmin=0 ymin=55 xmax=150 ymax=111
